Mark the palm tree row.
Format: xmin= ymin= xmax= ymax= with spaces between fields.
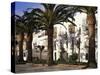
xmin=15 ymin=11 xmax=41 ymax=63
xmin=13 ymin=3 xmax=97 ymax=67
xmin=79 ymin=6 xmax=97 ymax=68
xmin=14 ymin=3 xmax=76 ymax=65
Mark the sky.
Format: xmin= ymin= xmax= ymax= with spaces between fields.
xmin=13 ymin=2 xmax=44 ymax=16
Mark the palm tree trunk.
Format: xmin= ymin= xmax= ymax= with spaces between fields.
xmin=78 ymin=37 xmax=80 ymax=63
xmin=40 ymin=51 xmax=42 ymax=62
xmin=47 ymin=25 xmax=54 ymax=66
xmin=60 ymin=41 xmax=65 ymax=62
xmin=26 ymin=32 xmax=33 ymax=63
xmin=87 ymin=12 xmax=97 ymax=68
xmin=72 ymin=36 xmax=74 ymax=54
xmin=78 ymin=28 xmax=81 ymax=63
xmin=19 ymin=32 xmax=24 ymax=63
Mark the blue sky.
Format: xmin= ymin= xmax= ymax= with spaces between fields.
xmin=14 ymin=2 xmax=44 ymax=16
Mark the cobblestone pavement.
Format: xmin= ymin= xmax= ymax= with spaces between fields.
xmin=15 ymin=63 xmax=87 ymax=73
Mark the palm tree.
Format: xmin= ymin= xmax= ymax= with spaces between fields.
xmin=15 ymin=11 xmax=40 ymax=63
xmin=76 ymin=27 xmax=81 ymax=63
xmin=31 ymin=4 xmax=76 ymax=65
xmin=15 ymin=15 xmax=26 ymax=63
xmin=78 ymin=6 xmax=97 ymax=68
xmin=23 ymin=11 xmax=33 ymax=63
xmin=18 ymin=33 xmax=24 ymax=63
xmin=69 ymin=24 xmax=75 ymax=55
xmin=87 ymin=7 xmax=97 ymax=68
xmin=60 ymin=40 xmax=66 ymax=63
xmin=23 ymin=11 xmax=43 ymax=62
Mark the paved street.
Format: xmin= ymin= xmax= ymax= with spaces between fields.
xmin=15 ymin=63 xmax=87 ymax=73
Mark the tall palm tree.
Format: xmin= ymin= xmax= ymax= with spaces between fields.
xmin=15 ymin=13 xmax=38 ymax=63
xmin=15 ymin=15 xmax=26 ymax=63
xmin=23 ymin=11 xmax=33 ymax=63
xmin=23 ymin=11 xmax=42 ymax=62
xmin=78 ymin=6 xmax=97 ymax=68
xmin=31 ymin=4 xmax=76 ymax=65
xmin=15 ymin=11 xmax=42 ymax=63
xmin=76 ymin=27 xmax=81 ymax=63
xmin=69 ymin=24 xmax=75 ymax=55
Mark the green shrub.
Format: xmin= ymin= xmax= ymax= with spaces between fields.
xmin=32 ymin=57 xmax=47 ymax=64
xmin=69 ymin=53 xmax=78 ymax=64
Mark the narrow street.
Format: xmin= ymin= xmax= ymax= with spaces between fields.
xmin=16 ymin=63 xmax=86 ymax=73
